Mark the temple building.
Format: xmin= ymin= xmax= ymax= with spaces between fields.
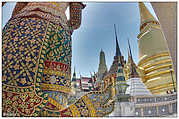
xmin=76 ymin=78 xmax=82 ymax=90
xmin=80 ymin=76 xmax=94 ymax=91
xmin=137 ymin=2 xmax=176 ymax=95
xmin=103 ymin=24 xmax=126 ymax=97
xmin=126 ymin=40 xmax=152 ymax=96
xmin=123 ymin=39 xmax=140 ymax=81
xmin=94 ymin=49 xmax=108 ymax=91
xmin=109 ymin=45 xmax=131 ymax=117
xmin=96 ymin=49 xmax=108 ymax=80
xmin=71 ymin=70 xmax=96 ymax=93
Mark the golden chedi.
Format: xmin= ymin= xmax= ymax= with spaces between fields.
xmin=137 ymin=2 xmax=176 ymax=95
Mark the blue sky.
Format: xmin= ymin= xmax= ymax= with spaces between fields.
xmin=2 ymin=2 xmax=158 ymax=78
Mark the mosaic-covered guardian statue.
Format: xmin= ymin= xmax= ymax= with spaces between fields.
xmin=2 ymin=2 xmax=114 ymax=117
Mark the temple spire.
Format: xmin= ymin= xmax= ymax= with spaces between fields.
xmin=114 ymin=24 xmax=121 ymax=57
xmin=128 ymin=38 xmax=133 ymax=59
xmin=72 ymin=67 xmax=77 ymax=82
xmin=126 ymin=39 xmax=139 ymax=78
xmin=138 ymin=2 xmax=157 ymax=26
xmin=128 ymin=54 xmax=139 ymax=78
xmin=73 ymin=66 xmax=76 ymax=78
xmin=128 ymin=49 xmax=131 ymax=64
xmin=101 ymin=48 xmax=103 ymax=52
xmin=97 ymin=49 xmax=108 ymax=78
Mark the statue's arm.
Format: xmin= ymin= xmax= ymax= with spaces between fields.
xmin=68 ymin=2 xmax=86 ymax=30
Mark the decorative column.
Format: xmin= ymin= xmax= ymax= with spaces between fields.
xmin=168 ymin=103 xmax=172 ymax=113
xmin=141 ymin=107 xmax=144 ymax=116
xmin=156 ymin=106 xmax=159 ymax=116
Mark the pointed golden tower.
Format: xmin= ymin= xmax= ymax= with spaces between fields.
xmin=139 ymin=2 xmax=157 ymax=31
xmin=137 ymin=2 xmax=176 ymax=95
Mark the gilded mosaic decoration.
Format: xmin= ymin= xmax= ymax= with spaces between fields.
xmin=2 ymin=2 xmax=115 ymax=117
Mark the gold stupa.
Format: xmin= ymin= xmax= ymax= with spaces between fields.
xmin=137 ymin=2 xmax=176 ymax=95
